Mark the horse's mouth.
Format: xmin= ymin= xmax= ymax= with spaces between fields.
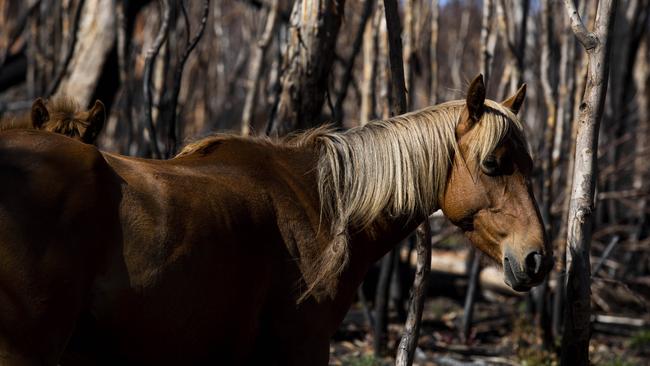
xmin=503 ymin=257 xmax=540 ymax=292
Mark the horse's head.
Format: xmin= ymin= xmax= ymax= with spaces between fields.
xmin=31 ymin=97 xmax=105 ymax=144
xmin=440 ymin=74 xmax=552 ymax=292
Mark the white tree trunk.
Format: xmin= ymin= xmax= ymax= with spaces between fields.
xmin=55 ymin=0 xmax=115 ymax=107
xmin=561 ymin=0 xmax=617 ymax=364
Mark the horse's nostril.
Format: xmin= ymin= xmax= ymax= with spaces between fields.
xmin=525 ymin=251 xmax=543 ymax=276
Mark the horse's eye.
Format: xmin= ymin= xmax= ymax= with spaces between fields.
xmin=481 ymin=155 xmax=500 ymax=176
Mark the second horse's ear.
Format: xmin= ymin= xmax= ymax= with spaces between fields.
xmin=31 ymin=98 xmax=49 ymax=129
xmin=501 ymin=84 xmax=527 ymax=115
xmin=82 ymin=100 xmax=105 ymax=143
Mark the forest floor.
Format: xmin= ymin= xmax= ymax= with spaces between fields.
xmin=329 ymin=294 xmax=650 ymax=366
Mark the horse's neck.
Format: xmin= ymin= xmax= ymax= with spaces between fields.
xmin=327 ymin=212 xmax=424 ymax=323
xmin=353 ymin=213 xmax=425 ymax=271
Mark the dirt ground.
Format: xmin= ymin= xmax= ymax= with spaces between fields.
xmin=329 ymin=296 xmax=649 ymax=366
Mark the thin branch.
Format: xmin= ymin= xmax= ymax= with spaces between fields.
xmin=167 ymin=0 xmax=210 ymax=157
xmin=563 ymin=0 xmax=598 ymax=50
xmin=115 ymin=0 xmax=134 ymax=152
xmin=597 ymin=189 xmax=650 ymax=201
xmin=333 ymin=0 xmax=375 ymax=124
xmin=592 ymin=235 xmax=620 ymax=275
xmin=240 ymin=0 xmax=278 ymax=136
xmin=396 ymin=221 xmax=432 ymax=366
xmin=461 ymin=250 xmax=481 ymax=343
xmin=143 ymin=0 xmax=171 ymax=159
xmin=180 ymin=0 xmax=191 ymax=46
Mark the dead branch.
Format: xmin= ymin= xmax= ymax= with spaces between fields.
xmin=592 ymin=235 xmax=620 ymax=275
xmin=592 ymin=314 xmax=647 ymax=327
xmin=143 ymin=0 xmax=171 ymax=159
xmin=460 ymin=251 xmax=481 ymax=343
xmin=240 ymin=0 xmax=277 ymax=136
xmin=598 ymin=189 xmax=650 ymax=201
xmin=395 ymin=221 xmax=431 ymax=366
xmin=167 ymin=0 xmax=210 ymax=156
xmin=563 ymin=0 xmax=598 ymax=50
xmin=333 ymin=0 xmax=375 ymax=124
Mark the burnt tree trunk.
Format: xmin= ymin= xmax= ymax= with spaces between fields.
xmin=267 ymin=0 xmax=345 ymax=135
xmin=560 ymin=0 xmax=617 ymax=364
xmin=373 ymin=251 xmax=395 ymax=356
xmin=241 ymin=0 xmax=278 ymax=136
xmin=395 ymin=222 xmax=431 ymax=366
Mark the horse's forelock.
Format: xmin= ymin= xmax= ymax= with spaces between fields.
xmin=46 ymin=97 xmax=90 ymax=136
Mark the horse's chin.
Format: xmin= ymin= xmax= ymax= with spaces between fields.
xmin=502 ymin=258 xmax=538 ymax=292
xmin=503 ymin=278 xmax=533 ymax=292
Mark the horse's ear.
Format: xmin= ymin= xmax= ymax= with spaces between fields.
xmin=466 ymin=74 xmax=486 ymax=121
xmin=458 ymin=74 xmax=486 ymax=137
xmin=82 ymin=100 xmax=105 ymax=143
xmin=501 ymin=84 xmax=527 ymax=115
xmin=31 ymin=98 xmax=49 ymax=129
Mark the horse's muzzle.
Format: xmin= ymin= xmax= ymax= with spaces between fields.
xmin=503 ymin=250 xmax=553 ymax=292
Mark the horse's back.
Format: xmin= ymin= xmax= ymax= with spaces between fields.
xmin=90 ymin=140 xmax=314 ymax=363
xmin=0 ymin=130 xmax=120 ymax=364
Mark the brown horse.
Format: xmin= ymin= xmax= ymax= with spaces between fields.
xmin=0 ymin=75 xmax=551 ymax=365
xmin=0 ymin=97 xmax=104 ymax=144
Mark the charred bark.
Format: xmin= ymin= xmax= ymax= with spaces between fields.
xmin=560 ymin=0 xmax=618 ymax=364
xmin=267 ymin=0 xmax=346 ymax=135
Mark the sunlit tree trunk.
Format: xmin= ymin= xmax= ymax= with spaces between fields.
xmin=479 ymin=0 xmax=495 ymax=86
xmin=560 ymin=0 xmax=618 ymax=364
xmin=55 ymin=0 xmax=115 ymax=106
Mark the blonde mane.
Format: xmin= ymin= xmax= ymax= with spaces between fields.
xmin=177 ymin=99 xmax=526 ymax=300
